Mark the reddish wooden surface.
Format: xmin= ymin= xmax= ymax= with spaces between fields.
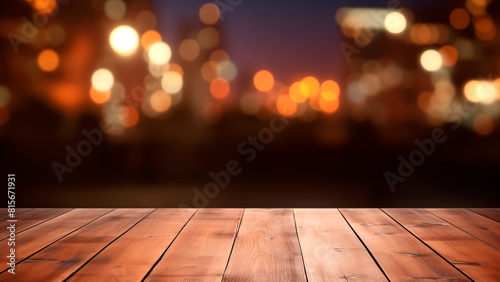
xmin=0 ymin=208 xmax=498 ymax=281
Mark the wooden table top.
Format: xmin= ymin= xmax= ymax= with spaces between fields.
xmin=1 ymin=208 xmax=499 ymax=281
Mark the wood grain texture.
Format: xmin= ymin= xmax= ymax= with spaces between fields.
xmin=145 ymin=209 xmax=242 ymax=282
xmin=385 ymin=208 xmax=500 ymax=281
xmin=69 ymin=209 xmax=196 ymax=281
xmin=0 ymin=208 xmax=111 ymax=273
xmin=0 ymin=209 xmax=152 ymax=281
xmin=0 ymin=208 xmax=32 ymax=221
xmin=427 ymin=208 xmax=500 ymax=250
xmin=340 ymin=209 xmax=468 ymax=281
xmin=0 ymin=208 xmax=72 ymax=240
xmin=222 ymin=209 xmax=307 ymax=282
xmin=469 ymin=208 xmax=500 ymax=223
xmin=294 ymin=209 xmax=387 ymax=281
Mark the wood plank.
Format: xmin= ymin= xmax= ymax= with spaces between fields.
xmin=0 ymin=208 xmax=32 ymax=221
xmin=385 ymin=208 xmax=500 ymax=281
xmin=0 ymin=208 xmax=112 ymax=273
xmin=340 ymin=209 xmax=468 ymax=281
xmin=469 ymin=209 xmax=500 ymax=223
xmin=427 ymin=209 xmax=500 ymax=250
xmin=145 ymin=209 xmax=242 ymax=282
xmin=68 ymin=209 xmax=196 ymax=281
xmin=222 ymin=209 xmax=307 ymax=282
xmin=294 ymin=209 xmax=387 ymax=281
xmin=0 ymin=209 xmax=153 ymax=280
xmin=0 ymin=208 xmax=72 ymax=240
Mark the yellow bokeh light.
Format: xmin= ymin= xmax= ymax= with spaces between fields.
xmin=319 ymin=97 xmax=339 ymax=113
xmin=210 ymin=77 xmax=230 ymax=99
xmin=464 ymin=80 xmax=497 ymax=104
xmin=253 ymin=70 xmax=274 ymax=92
xmin=384 ymin=12 xmax=406 ymax=34
xmin=91 ymin=69 xmax=114 ymax=91
xmin=420 ymin=50 xmax=442 ymax=71
xmin=161 ymin=71 xmax=183 ymax=94
xmin=300 ymin=76 xmax=320 ymax=97
xmin=37 ymin=49 xmax=59 ymax=72
xmin=321 ymin=80 xmax=340 ymax=101
xmin=148 ymin=42 xmax=171 ymax=65
xmin=199 ymin=3 xmax=220 ymax=25
xmin=109 ymin=25 xmax=139 ymax=56
xmin=179 ymin=39 xmax=200 ymax=61
xmin=276 ymin=95 xmax=297 ymax=116
xmin=289 ymin=81 xmax=307 ymax=103
xmin=89 ymin=86 xmax=111 ymax=104
xmin=150 ymin=90 xmax=172 ymax=113
xmin=141 ymin=30 xmax=162 ymax=50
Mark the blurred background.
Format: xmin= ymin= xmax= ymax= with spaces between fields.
xmin=1 ymin=0 xmax=499 ymax=207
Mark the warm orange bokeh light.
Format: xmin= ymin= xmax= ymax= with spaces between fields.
xmin=276 ymin=95 xmax=297 ymax=116
xmin=37 ymin=49 xmax=59 ymax=72
xmin=319 ymin=97 xmax=339 ymax=113
xmin=449 ymin=8 xmax=470 ymax=30
xmin=300 ymin=76 xmax=320 ymax=97
xmin=199 ymin=3 xmax=220 ymax=25
xmin=210 ymin=78 xmax=230 ymax=99
xmin=141 ymin=30 xmax=162 ymax=50
xmin=0 ymin=105 xmax=10 ymax=126
xmin=439 ymin=45 xmax=458 ymax=67
xmin=321 ymin=80 xmax=340 ymax=101
xmin=120 ymin=106 xmax=139 ymax=128
xmin=89 ymin=87 xmax=111 ymax=104
xmin=253 ymin=70 xmax=274 ymax=92
xmin=289 ymin=81 xmax=307 ymax=103
xmin=165 ymin=63 xmax=184 ymax=77
xmin=473 ymin=114 xmax=494 ymax=135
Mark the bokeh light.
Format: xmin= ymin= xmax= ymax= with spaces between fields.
xmin=289 ymin=82 xmax=307 ymax=103
xmin=141 ymin=30 xmax=162 ymax=50
xmin=210 ymin=77 xmax=230 ymax=99
xmin=37 ymin=49 xmax=59 ymax=72
xmin=253 ymin=70 xmax=274 ymax=92
xmin=439 ymin=45 xmax=458 ymax=67
xmin=473 ymin=114 xmax=494 ymax=135
xmin=384 ymin=12 xmax=406 ymax=34
xmin=119 ymin=106 xmax=139 ymax=128
xmin=240 ymin=93 xmax=260 ymax=115
xmin=276 ymin=95 xmax=297 ymax=116
xmin=0 ymin=86 xmax=10 ymax=105
xmin=161 ymin=71 xmax=183 ymax=94
xmin=91 ymin=69 xmax=114 ymax=91
xmin=104 ymin=0 xmax=126 ymax=20
xmin=109 ymin=25 xmax=139 ymax=56
xmin=197 ymin=27 xmax=219 ymax=49
xmin=321 ymin=80 xmax=340 ymax=101
xmin=148 ymin=42 xmax=171 ymax=65
xmin=199 ymin=3 xmax=220 ymax=25
xmin=150 ymin=90 xmax=172 ymax=113
xmin=464 ymin=80 xmax=497 ymax=104
xmin=179 ymin=39 xmax=200 ymax=61
xmin=420 ymin=50 xmax=442 ymax=71
xmin=89 ymin=86 xmax=111 ymax=104
xmin=449 ymin=8 xmax=470 ymax=30
xmin=300 ymin=76 xmax=320 ymax=97
xmin=319 ymin=97 xmax=339 ymax=113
